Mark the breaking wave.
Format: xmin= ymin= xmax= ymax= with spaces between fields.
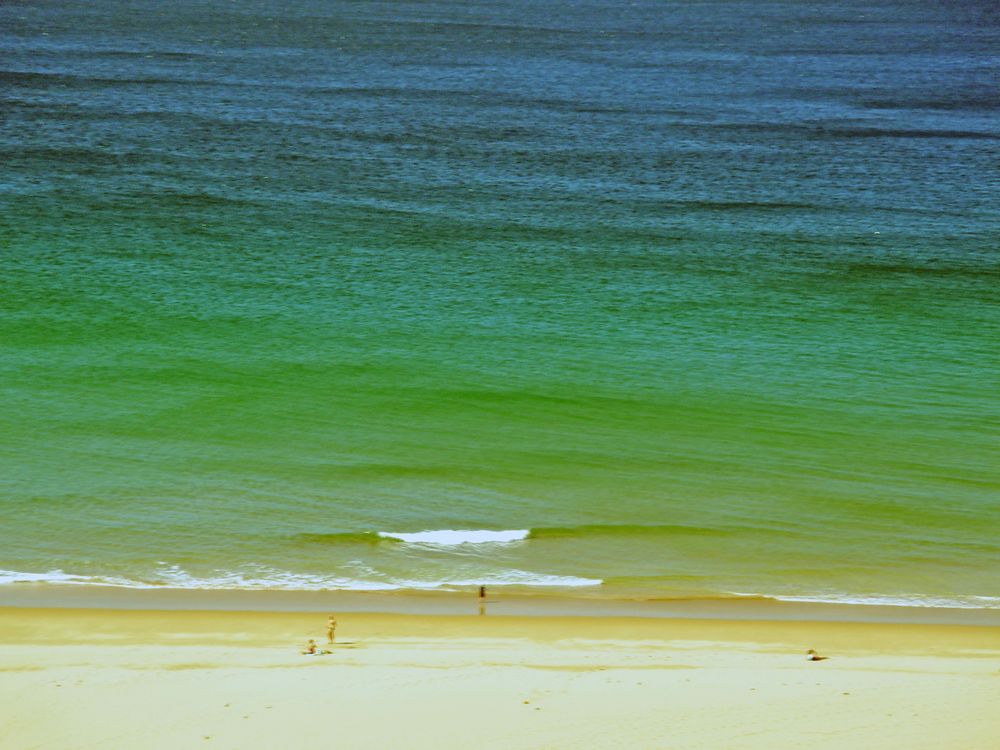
xmin=0 ymin=565 xmax=601 ymax=591
xmin=295 ymin=524 xmax=729 ymax=546
xmin=377 ymin=529 xmax=530 ymax=544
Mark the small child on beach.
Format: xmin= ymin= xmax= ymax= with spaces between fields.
xmin=302 ymin=639 xmax=330 ymax=656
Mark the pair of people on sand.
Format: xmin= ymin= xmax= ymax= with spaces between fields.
xmin=301 ymin=615 xmax=338 ymax=655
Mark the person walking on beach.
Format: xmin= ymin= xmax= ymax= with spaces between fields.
xmin=326 ymin=615 xmax=337 ymax=644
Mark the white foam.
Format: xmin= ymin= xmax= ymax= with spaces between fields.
xmin=398 ymin=571 xmax=602 ymax=588
xmin=377 ymin=529 xmax=530 ymax=545
xmin=0 ymin=569 xmax=148 ymax=587
xmin=729 ymin=591 xmax=1000 ymax=610
xmin=152 ymin=564 xmax=402 ymax=591
xmin=8 ymin=568 xmax=994 ymax=603
xmin=0 ymin=564 xmax=600 ymax=591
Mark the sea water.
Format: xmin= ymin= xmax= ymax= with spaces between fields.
xmin=2 ymin=0 xmax=998 ymax=607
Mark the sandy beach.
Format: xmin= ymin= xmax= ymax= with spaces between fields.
xmin=1 ymin=605 xmax=998 ymax=750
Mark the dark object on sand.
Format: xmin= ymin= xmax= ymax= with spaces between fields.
xmin=806 ymin=649 xmax=829 ymax=661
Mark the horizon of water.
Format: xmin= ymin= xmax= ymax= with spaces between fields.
xmin=2 ymin=0 xmax=998 ymax=609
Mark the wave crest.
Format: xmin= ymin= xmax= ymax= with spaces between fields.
xmin=377 ymin=529 xmax=529 ymax=544
xmin=295 ymin=524 xmax=729 ymax=546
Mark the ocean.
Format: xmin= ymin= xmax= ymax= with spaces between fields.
xmin=2 ymin=0 xmax=998 ymax=608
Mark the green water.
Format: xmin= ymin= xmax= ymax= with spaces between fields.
xmin=2 ymin=0 xmax=998 ymax=606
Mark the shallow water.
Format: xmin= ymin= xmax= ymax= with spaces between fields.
xmin=2 ymin=0 xmax=998 ymax=607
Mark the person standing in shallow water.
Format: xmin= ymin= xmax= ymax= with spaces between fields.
xmin=326 ymin=615 xmax=337 ymax=644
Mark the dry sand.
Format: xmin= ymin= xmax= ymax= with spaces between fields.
xmin=1 ymin=607 xmax=998 ymax=749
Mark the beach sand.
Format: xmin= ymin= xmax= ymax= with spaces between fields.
xmin=1 ymin=606 xmax=998 ymax=749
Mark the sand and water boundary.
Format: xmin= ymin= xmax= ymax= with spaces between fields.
xmin=1 ymin=589 xmax=998 ymax=749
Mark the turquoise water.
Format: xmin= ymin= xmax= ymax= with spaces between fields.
xmin=2 ymin=0 xmax=998 ymax=606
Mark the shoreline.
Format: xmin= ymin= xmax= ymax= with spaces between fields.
xmin=3 ymin=584 xmax=1000 ymax=626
